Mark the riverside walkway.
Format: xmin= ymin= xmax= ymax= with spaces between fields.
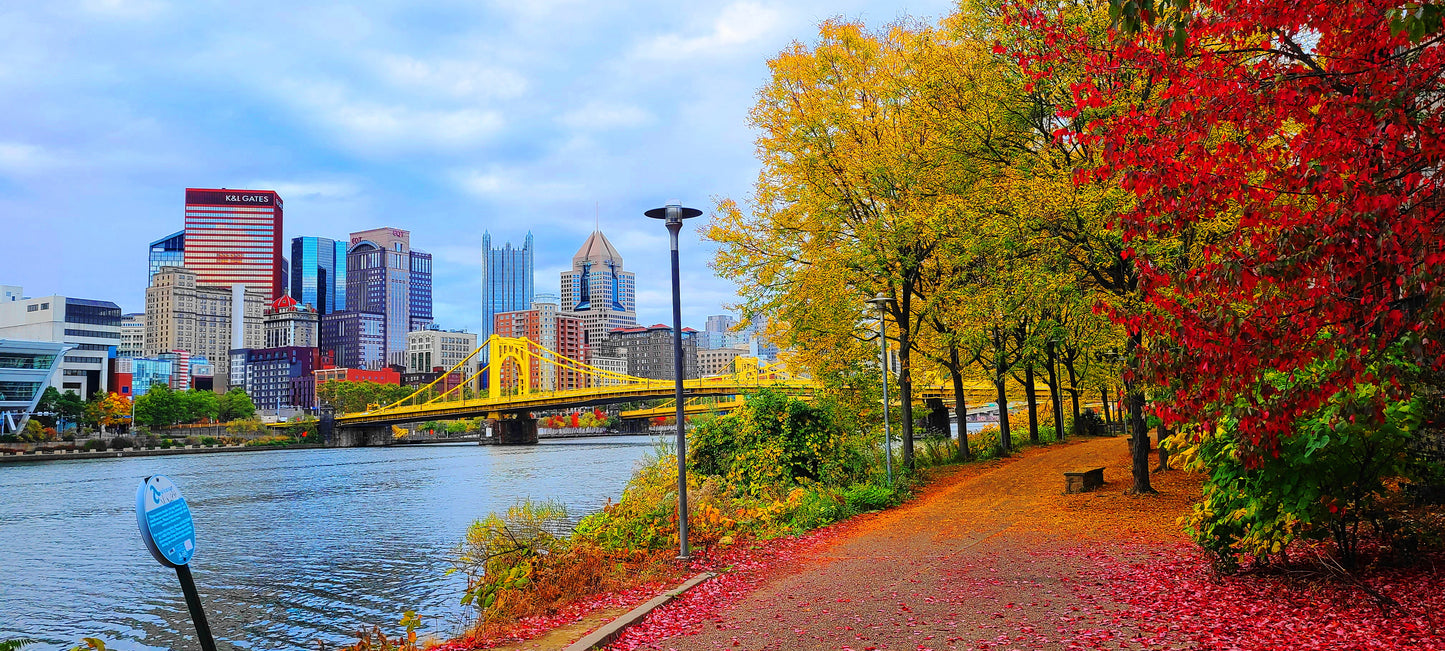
xmin=613 ymin=437 xmax=1203 ymax=650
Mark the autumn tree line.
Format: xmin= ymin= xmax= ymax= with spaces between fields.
xmin=710 ymin=0 xmax=1445 ymax=567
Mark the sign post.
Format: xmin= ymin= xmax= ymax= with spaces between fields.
xmin=136 ymin=475 xmax=217 ymax=651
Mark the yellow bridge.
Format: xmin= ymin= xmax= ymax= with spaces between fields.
xmin=335 ymin=335 xmax=813 ymax=429
xmin=332 ymin=335 xmax=1073 ymax=437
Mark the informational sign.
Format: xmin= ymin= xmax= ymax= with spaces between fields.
xmin=136 ymin=475 xmax=196 ymax=567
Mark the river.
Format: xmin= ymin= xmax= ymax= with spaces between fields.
xmin=0 ymin=436 xmax=667 ymax=650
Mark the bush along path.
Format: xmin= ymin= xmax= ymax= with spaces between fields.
xmin=422 ymin=391 xmax=914 ymax=650
xmin=602 ymin=437 xmax=1445 ymax=651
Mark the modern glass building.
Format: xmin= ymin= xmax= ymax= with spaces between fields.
xmin=148 ymin=231 xmax=185 ymax=278
xmin=0 ymin=339 xmax=72 ymax=434
xmin=290 ymin=236 xmax=348 ymax=314
xmin=129 ymin=356 xmax=175 ymax=397
xmin=320 ymin=310 xmax=386 ymax=370
xmin=183 ymin=188 xmax=284 ymax=299
xmin=345 ymin=228 xmax=432 ymax=367
xmin=481 ymin=231 xmax=533 ymax=344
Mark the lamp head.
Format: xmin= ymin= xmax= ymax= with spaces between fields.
xmin=645 ymin=201 xmax=703 ymax=225
xmin=866 ymin=293 xmax=895 ymax=309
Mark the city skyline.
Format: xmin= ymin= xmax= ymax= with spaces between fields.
xmin=0 ymin=0 xmax=955 ymax=334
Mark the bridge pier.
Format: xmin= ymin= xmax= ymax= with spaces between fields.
xmin=488 ymin=415 xmax=538 ymax=445
xmin=329 ymin=424 xmax=395 ymax=447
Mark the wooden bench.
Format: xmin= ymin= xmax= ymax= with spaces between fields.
xmin=1064 ymin=467 xmax=1105 ymax=493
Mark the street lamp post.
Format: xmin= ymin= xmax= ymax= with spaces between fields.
xmin=866 ymin=293 xmax=896 ymax=485
xmin=646 ymin=200 xmax=702 ymax=560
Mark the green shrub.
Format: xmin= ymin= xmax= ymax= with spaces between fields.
xmin=843 ymin=483 xmax=895 ymax=512
xmin=784 ymin=487 xmax=851 ymax=533
xmin=1180 ymin=368 xmax=1439 ymax=572
xmin=688 ymin=390 xmax=865 ymax=495
xmin=109 ymin=437 xmax=135 ymax=450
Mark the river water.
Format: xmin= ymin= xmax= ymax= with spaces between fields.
xmin=0 ymin=436 xmax=666 ymax=650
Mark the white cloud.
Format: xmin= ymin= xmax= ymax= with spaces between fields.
xmin=428 ymin=243 xmax=484 ymax=269
xmin=79 ymin=0 xmax=167 ymax=18
xmin=280 ymin=80 xmax=505 ymax=152
xmin=0 ymin=142 xmax=63 ymax=174
xmin=559 ymin=101 xmax=652 ymax=131
xmin=246 ymin=180 xmax=359 ymax=200
xmin=373 ymin=54 xmax=529 ymax=101
xmin=452 ymin=166 xmax=583 ymax=200
xmin=633 ymin=2 xmax=783 ymax=61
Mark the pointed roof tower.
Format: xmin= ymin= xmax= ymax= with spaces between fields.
xmin=573 ymin=230 xmax=622 ymax=267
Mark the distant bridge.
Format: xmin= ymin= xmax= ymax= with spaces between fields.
xmin=326 ymin=334 xmax=1081 ymax=446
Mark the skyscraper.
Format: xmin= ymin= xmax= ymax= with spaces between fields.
xmin=560 ymin=230 xmax=636 ymax=348
xmin=148 ymin=230 xmax=184 ymax=278
xmin=290 ymin=236 xmax=348 ymax=314
xmin=346 ymin=227 xmax=432 ymax=367
xmin=183 ymin=188 xmax=284 ymax=299
xmin=481 ymin=232 xmax=533 ymax=343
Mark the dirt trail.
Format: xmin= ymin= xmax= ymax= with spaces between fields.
xmin=649 ymin=437 xmax=1199 ymax=650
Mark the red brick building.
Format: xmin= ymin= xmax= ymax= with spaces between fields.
xmin=494 ymin=305 xmax=586 ymax=392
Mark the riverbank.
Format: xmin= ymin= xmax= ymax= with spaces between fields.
xmin=579 ymin=437 xmax=1444 ymax=651
xmin=0 ymin=442 xmax=326 ymax=463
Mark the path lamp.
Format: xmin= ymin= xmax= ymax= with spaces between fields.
xmin=867 ymin=293 xmax=897 ymax=485
xmin=646 ymin=200 xmax=703 ymax=560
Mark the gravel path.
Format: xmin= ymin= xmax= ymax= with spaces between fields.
xmin=635 ymin=437 xmax=1195 ymax=650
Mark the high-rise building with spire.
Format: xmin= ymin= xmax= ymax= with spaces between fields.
xmin=481 ymin=232 xmax=534 ymax=343
xmin=560 ymin=230 xmax=637 ymax=349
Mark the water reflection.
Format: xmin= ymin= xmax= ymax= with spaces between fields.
xmin=0 ymin=436 xmax=664 ymax=650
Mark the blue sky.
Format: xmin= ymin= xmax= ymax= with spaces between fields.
xmin=0 ymin=0 xmax=955 ymax=333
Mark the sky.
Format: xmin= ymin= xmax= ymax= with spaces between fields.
xmin=0 ymin=0 xmax=956 ymax=333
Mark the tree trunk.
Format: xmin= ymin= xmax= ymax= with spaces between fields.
xmin=1100 ymin=387 xmax=1112 ymax=426
xmin=1125 ymin=331 xmax=1156 ymax=494
xmin=1046 ymin=340 xmax=1065 ymax=441
xmin=1155 ymin=422 xmax=1171 ymax=472
xmin=1065 ymin=362 xmax=1081 ymax=424
xmin=949 ymin=346 xmax=970 ymax=461
xmin=898 ymin=320 xmax=916 ymax=471
xmin=994 ymin=377 xmax=1011 ymax=455
xmin=1024 ymin=364 xmax=1039 ymax=444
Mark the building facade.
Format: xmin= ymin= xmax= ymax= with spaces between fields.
xmin=481 ymin=231 xmax=534 ymax=343
xmin=242 ymin=347 xmax=320 ymax=409
xmin=118 ymin=313 xmax=145 ymax=357
xmin=560 ymin=230 xmax=637 ymax=348
xmin=290 ymin=236 xmax=348 ymax=314
xmin=0 ymin=293 xmax=122 ymax=398
xmin=144 ymin=267 xmax=265 ymax=390
xmin=492 ymin=304 xmax=585 ymax=392
xmin=127 ymin=356 xmax=173 ymax=396
xmin=148 ymin=231 xmax=185 ymax=278
xmin=405 ymin=327 xmax=478 ymax=375
xmin=320 ymin=310 xmax=386 ymax=370
xmin=263 ymin=297 xmax=319 ymax=348
xmin=183 ymin=188 xmax=285 ymax=299
xmin=697 ymin=347 xmax=744 ymax=377
xmin=345 ymin=228 xmax=432 ymax=367
xmin=0 ymin=339 xmax=72 ymax=434
xmin=601 ymin=324 xmax=697 ymax=381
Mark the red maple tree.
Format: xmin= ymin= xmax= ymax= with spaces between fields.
xmin=1023 ymin=1 xmax=1445 ymax=454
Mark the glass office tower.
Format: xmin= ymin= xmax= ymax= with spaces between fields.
xmin=481 ymin=231 xmax=534 ymax=343
xmin=148 ymin=231 xmax=185 ymax=277
xmin=290 ymin=237 xmax=348 ymax=314
xmin=346 ymin=228 xmax=432 ymax=367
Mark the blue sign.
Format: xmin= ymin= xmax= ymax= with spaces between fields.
xmin=136 ymin=475 xmax=196 ymax=567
